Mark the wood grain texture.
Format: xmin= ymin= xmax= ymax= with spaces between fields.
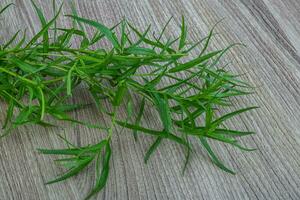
xmin=1 ymin=0 xmax=300 ymax=199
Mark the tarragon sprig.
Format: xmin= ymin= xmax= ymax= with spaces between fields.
xmin=0 ymin=1 xmax=257 ymax=199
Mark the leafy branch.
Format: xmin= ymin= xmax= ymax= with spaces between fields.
xmin=0 ymin=1 xmax=257 ymax=199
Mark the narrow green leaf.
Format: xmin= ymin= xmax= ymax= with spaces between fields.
xmin=113 ymin=81 xmax=127 ymax=106
xmin=152 ymin=93 xmax=172 ymax=132
xmin=66 ymin=61 xmax=77 ymax=96
xmin=3 ymin=30 xmax=20 ymax=49
xmin=214 ymin=129 xmax=255 ymax=136
xmin=67 ymin=15 xmax=120 ymax=49
xmin=169 ymin=50 xmax=221 ymax=73
xmin=84 ymin=142 xmax=111 ymax=200
xmin=126 ymin=98 xmax=133 ymax=120
xmin=90 ymin=22 xmax=121 ymax=45
xmin=199 ymin=136 xmax=235 ymax=174
xmin=55 ymin=103 xmax=91 ymax=112
xmin=125 ymin=47 xmax=156 ymax=56
xmin=37 ymin=148 xmax=83 ymax=155
xmin=116 ymin=120 xmax=161 ymax=136
xmin=127 ymin=22 xmax=175 ymax=53
xmin=46 ymin=157 xmax=93 ymax=184
xmin=13 ymin=30 xmax=27 ymax=49
xmin=9 ymin=58 xmax=36 ymax=73
xmin=144 ymin=137 xmax=162 ymax=163
xmin=156 ymin=16 xmax=173 ymax=42
xmin=69 ymin=0 xmax=84 ymax=31
xmin=37 ymin=87 xmax=45 ymax=120
xmin=182 ymin=139 xmax=191 ymax=174
xmin=131 ymin=24 xmax=151 ymax=47
xmin=13 ymin=107 xmax=32 ymax=125
xmin=198 ymin=19 xmax=223 ymax=56
xmin=133 ymin=97 xmax=145 ymax=141
xmin=212 ymin=106 xmax=258 ymax=126
xmin=31 ymin=0 xmax=49 ymax=52
xmin=26 ymin=4 xmax=62 ymax=48
xmin=3 ymin=99 xmax=14 ymax=129
xmin=120 ymin=19 xmax=127 ymax=50
xmin=179 ymin=16 xmax=187 ymax=50
xmin=0 ymin=3 xmax=14 ymax=15
xmin=52 ymin=0 xmax=57 ymax=42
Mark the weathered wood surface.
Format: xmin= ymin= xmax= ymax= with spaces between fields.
xmin=1 ymin=0 xmax=300 ymax=199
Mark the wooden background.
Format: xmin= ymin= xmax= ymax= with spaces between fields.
xmin=1 ymin=0 xmax=300 ymax=199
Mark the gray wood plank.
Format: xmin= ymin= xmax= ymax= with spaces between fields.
xmin=0 ymin=0 xmax=300 ymax=199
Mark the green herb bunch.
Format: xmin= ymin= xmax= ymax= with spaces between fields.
xmin=0 ymin=2 xmax=257 ymax=199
